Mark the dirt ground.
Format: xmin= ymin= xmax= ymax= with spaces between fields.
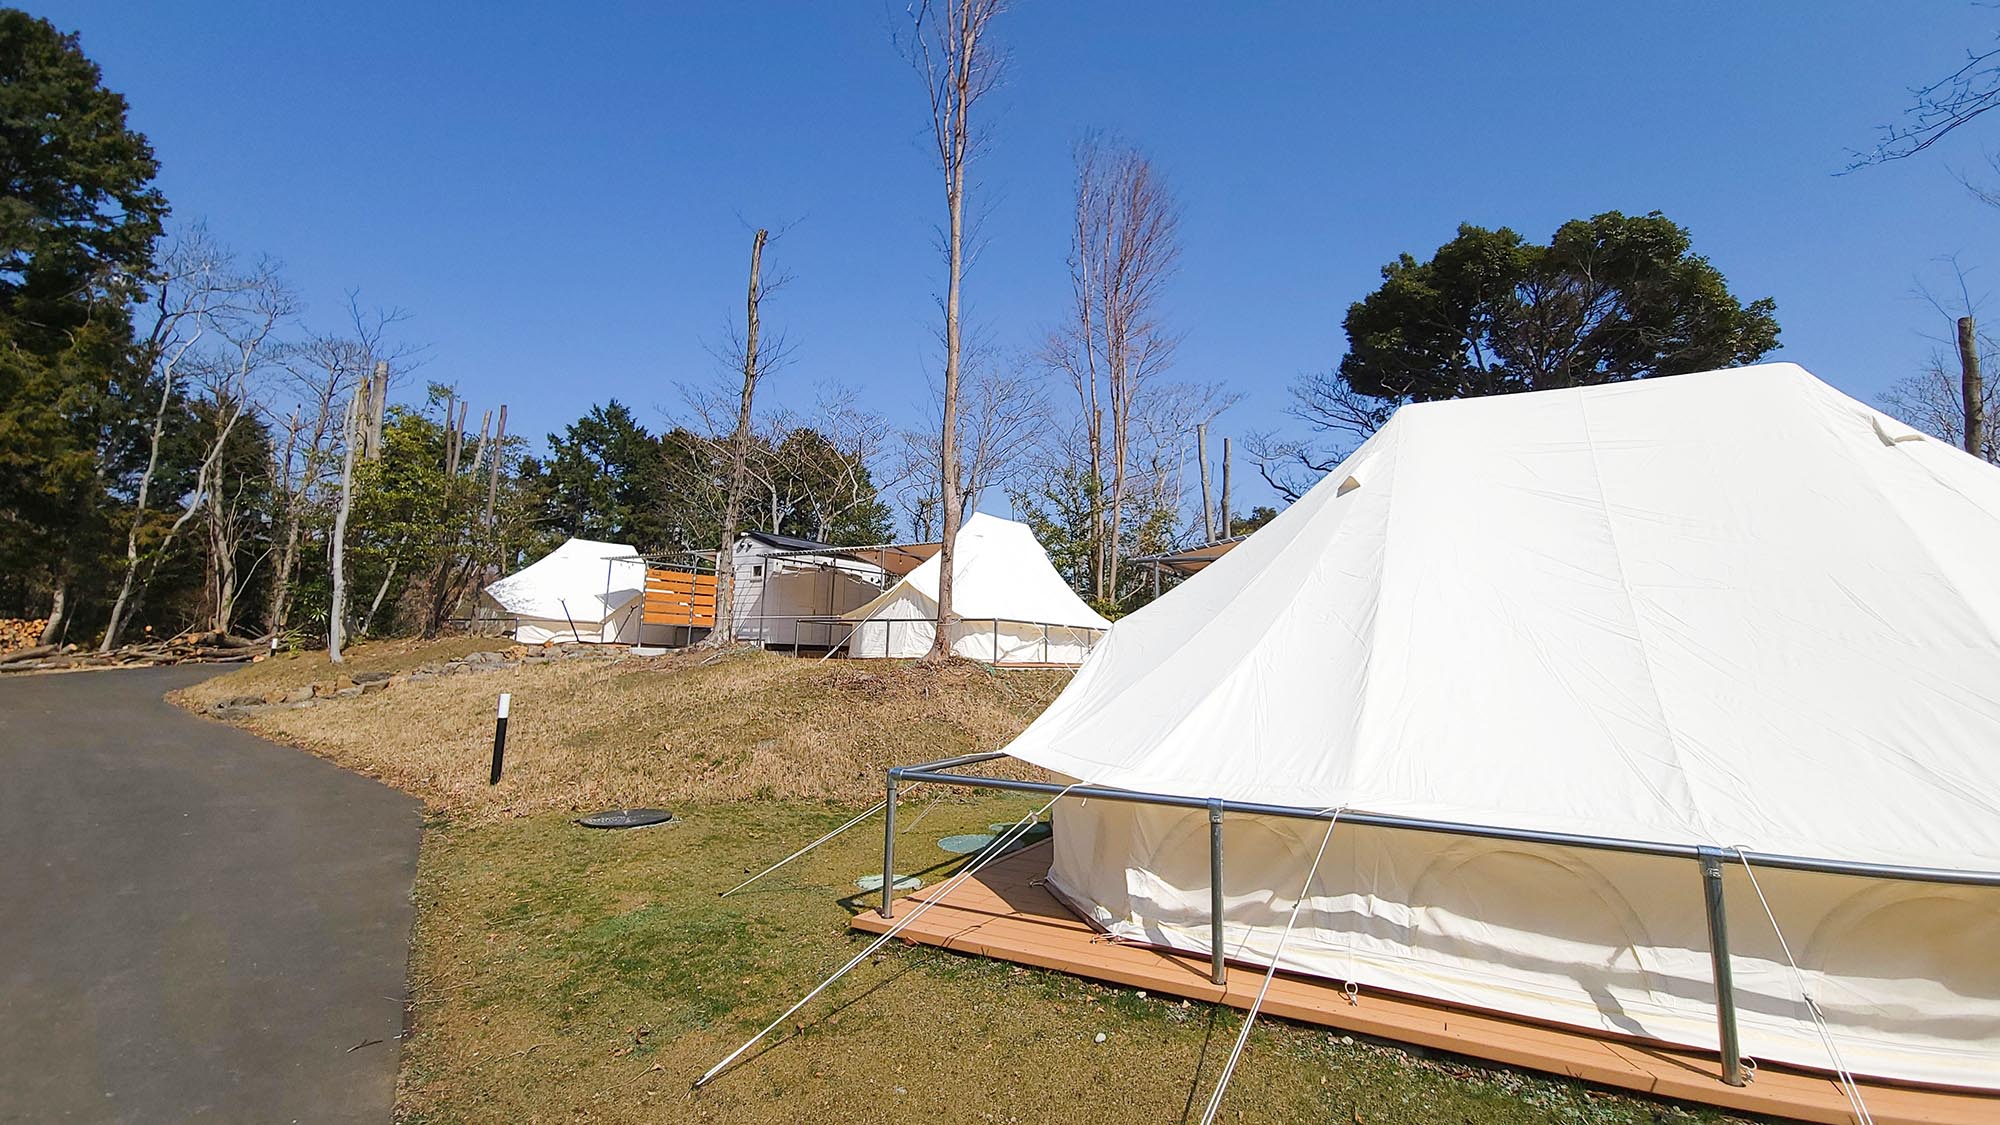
xmin=171 ymin=642 xmax=1067 ymax=823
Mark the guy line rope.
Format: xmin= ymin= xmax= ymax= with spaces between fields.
xmin=1728 ymin=845 xmax=1875 ymax=1125
xmin=694 ymin=782 xmax=1080 ymax=1089
xmin=719 ymin=782 xmax=921 ymax=898
xmin=1197 ymin=808 xmax=1343 ymax=1125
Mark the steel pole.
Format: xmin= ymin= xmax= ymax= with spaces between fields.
xmin=1208 ymin=798 xmax=1227 ymax=986
xmin=1699 ymin=847 xmax=1746 ymax=1086
xmin=880 ymin=770 xmax=901 ymax=918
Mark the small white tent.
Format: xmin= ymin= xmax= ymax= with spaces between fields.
xmin=842 ymin=513 xmax=1110 ymax=663
xmin=1000 ymin=365 xmax=2000 ymax=1089
xmin=483 ymin=537 xmax=645 ymax=644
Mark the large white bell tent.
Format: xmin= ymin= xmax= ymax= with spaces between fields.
xmin=841 ymin=513 xmax=1111 ymax=663
xmin=991 ymin=364 xmax=2000 ymax=1090
xmin=482 ymin=537 xmax=645 ymax=644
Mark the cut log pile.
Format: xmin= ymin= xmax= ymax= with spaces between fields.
xmin=0 ymin=618 xmax=49 ymax=652
xmin=0 ymin=629 xmax=267 ymax=674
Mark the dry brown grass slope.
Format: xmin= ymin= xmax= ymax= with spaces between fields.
xmin=171 ymin=642 xmax=1068 ymax=821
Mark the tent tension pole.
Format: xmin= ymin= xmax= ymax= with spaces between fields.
xmin=1699 ymin=846 xmax=1746 ymax=1085
xmin=881 ymin=768 xmax=901 ymax=919
xmin=1208 ymin=798 xmax=1226 ymax=986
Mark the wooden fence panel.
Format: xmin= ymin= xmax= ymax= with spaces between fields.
xmin=644 ymin=568 xmax=717 ymax=627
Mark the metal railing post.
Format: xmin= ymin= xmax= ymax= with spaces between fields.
xmin=1208 ymin=798 xmax=1227 ymax=986
xmin=1042 ymin=623 xmax=1050 ymax=663
xmin=880 ymin=769 xmax=901 ymax=918
xmin=991 ymin=619 xmax=1000 ymax=665
xmin=1698 ymin=846 xmax=1746 ymax=1086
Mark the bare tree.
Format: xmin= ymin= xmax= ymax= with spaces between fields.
xmin=1042 ymin=133 xmax=1182 ymax=600
xmin=101 ymin=230 xmax=232 ymax=648
xmin=896 ymin=351 xmax=1047 ymax=533
xmin=102 ymin=245 xmax=292 ymax=649
xmin=328 ymin=360 xmax=386 ymax=656
xmin=267 ymin=301 xmax=414 ymax=637
xmin=907 ymin=0 xmax=1005 ymax=659
xmin=1855 ymin=31 xmax=2000 ymax=166
xmin=708 ymin=228 xmax=775 ymax=646
xmin=1878 ymin=259 xmax=2000 ymax=462
xmin=787 ymin=384 xmax=901 ymax=542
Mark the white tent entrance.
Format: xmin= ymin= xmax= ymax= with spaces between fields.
xmin=872 ymin=366 xmax=2000 ymax=1097
xmin=839 ymin=513 xmax=1110 ymax=664
xmin=482 ymin=537 xmax=645 ymax=644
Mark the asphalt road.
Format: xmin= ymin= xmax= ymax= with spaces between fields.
xmin=0 ymin=666 xmax=422 ymax=1123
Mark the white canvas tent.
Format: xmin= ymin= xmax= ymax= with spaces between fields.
xmin=842 ymin=513 xmax=1110 ymax=663
xmin=483 ymin=537 xmax=645 ymax=644
xmin=991 ymin=364 xmax=2000 ymax=1090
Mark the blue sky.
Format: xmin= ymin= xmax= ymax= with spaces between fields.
xmin=36 ymin=2 xmax=2000 ymax=512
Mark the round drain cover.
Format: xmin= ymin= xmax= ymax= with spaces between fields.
xmin=577 ymin=808 xmax=675 ymax=829
xmin=939 ymin=833 xmax=997 ymax=854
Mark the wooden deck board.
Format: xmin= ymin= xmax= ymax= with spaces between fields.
xmin=852 ymin=842 xmax=1998 ymax=1125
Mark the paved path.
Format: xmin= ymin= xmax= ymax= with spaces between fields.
xmin=0 ymin=667 xmax=421 ymax=1123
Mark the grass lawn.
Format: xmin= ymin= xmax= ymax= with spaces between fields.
xmin=182 ymin=639 xmax=1759 ymax=1123
xmin=399 ymin=798 xmax=1749 ymax=1124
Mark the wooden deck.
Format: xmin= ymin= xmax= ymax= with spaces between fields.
xmin=852 ymin=842 xmax=1999 ymax=1125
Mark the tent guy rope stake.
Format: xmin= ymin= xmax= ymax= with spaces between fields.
xmin=693 ymin=784 xmax=1079 ymax=1090
xmin=1199 ymin=809 xmax=1343 ymax=1125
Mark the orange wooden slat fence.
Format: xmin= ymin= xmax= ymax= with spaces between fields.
xmin=643 ymin=567 xmax=717 ymax=627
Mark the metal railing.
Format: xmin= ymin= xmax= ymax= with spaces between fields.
xmin=879 ymin=750 xmax=2000 ymax=1087
xmin=765 ymin=615 xmax=1104 ymax=665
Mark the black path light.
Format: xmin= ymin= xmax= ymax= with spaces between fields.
xmin=488 ymin=692 xmax=510 ymax=784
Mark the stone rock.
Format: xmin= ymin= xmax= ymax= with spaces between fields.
xmin=407 ymin=672 xmax=434 ymax=682
xmin=334 ymin=673 xmax=354 ymax=690
xmin=334 ymin=686 xmax=363 ymax=698
xmin=213 ymin=706 xmax=254 ymax=720
xmin=360 ymin=679 xmax=388 ymax=694
xmin=351 ymin=670 xmax=392 ymax=684
xmin=284 ymin=685 xmax=314 ymax=703
xmin=263 ymin=690 xmax=288 ymax=705
xmin=218 ymin=694 xmax=266 ymax=709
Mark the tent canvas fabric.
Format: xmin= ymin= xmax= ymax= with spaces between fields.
xmin=1000 ymin=364 xmax=2000 ymax=1089
xmin=483 ymin=537 xmax=645 ymax=644
xmin=842 ymin=513 xmax=1111 ymax=662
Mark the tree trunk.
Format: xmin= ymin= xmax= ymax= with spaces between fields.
xmin=39 ymin=582 xmax=67 ymax=646
xmin=102 ymin=359 xmax=182 ymax=651
xmin=1220 ymin=436 xmax=1232 ymax=538
xmin=364 ymin=557 xmax=398 ymax=636
xmin=1960 ymin=315 xmax=1984 ymax=458
xmin=930 ymin=67 xmax=968 ymax=661
xmin=1196 ymin=422 xmax=1214 ymax=545
xmin=329 ymin=394 xmax=360 ymax=663
xmin=710 ymin=228 xmax=768 ymax=647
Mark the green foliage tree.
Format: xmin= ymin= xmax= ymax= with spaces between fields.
xmin=1337 ymin=212 xmax=1779 ymax=412
xmin=0 ymin=10 xmax=168 ymax=634
xmin=1258 ymin=212 xmax=1782 ymax=501
xmin=527 ymin=400 xmax=671 ymax=549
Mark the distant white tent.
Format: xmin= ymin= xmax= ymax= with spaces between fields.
xmin=842 ymin=513 xmax=1110 ymax=663
xmin=997 ymin=365 xmax=2000 ymax=1089
xmin=483 ymin=537 xmax=644 ymax=644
